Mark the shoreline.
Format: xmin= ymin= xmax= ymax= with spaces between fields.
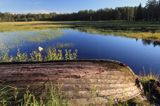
xmin=0 ymin=21 xmax=160 ymax=42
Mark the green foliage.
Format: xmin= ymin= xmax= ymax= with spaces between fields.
xmin=45 ymin=48 xmax=64 ymax=61
xmin=1 ymin=0 xmax=160 ymax=22
xmin=30 ymin=51 xmax=43 ymax=62
xmin=74 ymin=24 xmax=160 ymax=41
xmin=0 ymin=48 xmax=78 ymax=63
xmin=0 ymin=85 xmax=18 ymax=106
xmin=0 ymin=83 xmax=69 ymax=106
xmin=0 ymin=22 xmax=71 ymax=32
xmin=52 ymin=0 xmax=160 ymax=21
xmin=0 ymin=53 xmax=12 ymax=62
xmin=14 ymin=49 xmax=28 ymax=62
xmin=65 ymin=49 xmax=78 ymax=60
xmin=0 ymin=13 xmax=56 ymax=22
xmin=140 ymin=74 xmax=160 ymax=105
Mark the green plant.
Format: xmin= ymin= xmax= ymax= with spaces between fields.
xmin=0 ymin=83 xmax=69 ymax=106
xmin=45 ymin=48 xmax=64 ymax=61
xmin=0 ymin=52 xmax=12 ymax=63
xmin=0 ymin=48 xmax=78 ymax=63
xmin=140 ymin=73 xmax=160 ymax=105
xmin=14 ymin=49 xmax=28 ymax=62
xmin=65 ymin=49 xmax=78 ymax=60
xmin=30 ymin=51 xmax=43 ymax=62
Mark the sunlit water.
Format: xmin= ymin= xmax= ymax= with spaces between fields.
xmin=0 ymin=28 xmax=160 ymax=75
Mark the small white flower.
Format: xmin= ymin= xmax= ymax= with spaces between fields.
xmin=38 ymin=46 xmax=43 ymax=52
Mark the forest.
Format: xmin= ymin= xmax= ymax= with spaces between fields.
xmin=0 ymin=0 xmax=160 ymax=22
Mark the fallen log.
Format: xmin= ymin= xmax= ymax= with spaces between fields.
xmin=0 ymin=60 xmax=142 ymax=105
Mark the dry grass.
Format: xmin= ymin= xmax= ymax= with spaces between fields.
xmin=75 ymin=27 xmax=160 ymax=41
xmin=1 ymin=21 xmax=160 ymax=41
xmin=0 ymin=21 xmax=71 ymax=32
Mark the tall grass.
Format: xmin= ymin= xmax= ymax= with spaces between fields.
xmin=75 ymin=27 xmax=160 ymax=41
xmin=139 ymin=71 xmax=159 ymax=85
xmin=0 ymin=22 xmax=72 ymax=32
xmin=139 ymin=73 xmax=160 ymax=105
xmin=0 ymin=83 xmax=69 ymax=106
xmin=0 ymin=48 xmax=78 ymax=63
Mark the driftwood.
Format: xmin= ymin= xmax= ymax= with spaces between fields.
xmin=0 ymin=60 xmax=142 ymax=105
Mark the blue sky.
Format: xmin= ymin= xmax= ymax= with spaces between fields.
xmin=0 ymin=0 xmax=148 ymax=13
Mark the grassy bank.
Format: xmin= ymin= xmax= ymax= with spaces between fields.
xmin=0 ymin=83 xmax=69 ymax=106
xmin=0 ymin=21 xmax=72 ymax=32
xmin=1 ymin=21 xmax=160 ymax=41
xmin=75 ymin=27 xmax=160 ymax=41
xmin=139 ymin=74 xmax=160 ymax=105
xmin=71 ymin=21 xmax=160 ymax=41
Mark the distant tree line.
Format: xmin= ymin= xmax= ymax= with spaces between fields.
xmin=0 ymin=13 xmax=56 ymax=22
xmin=54 ymin=0 xmax=160 ymax=21
xmin=0 ymin=0 xmax=160 ymax=22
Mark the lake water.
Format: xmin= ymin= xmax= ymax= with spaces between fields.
xmin=0 ymin=28 xmax=160 ymax=75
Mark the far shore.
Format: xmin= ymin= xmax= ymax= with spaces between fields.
xmin=1 ymin=21 xmax=160 ymax=42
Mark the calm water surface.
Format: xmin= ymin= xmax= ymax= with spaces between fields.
xmin=0 ymin=28 xmax=160 ymax=74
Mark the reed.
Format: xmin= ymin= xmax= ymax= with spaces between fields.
xmin=0 ymin=83 xmax=69 ymax=106
xmin=0 ymin=48 xmax=78 ymax=63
